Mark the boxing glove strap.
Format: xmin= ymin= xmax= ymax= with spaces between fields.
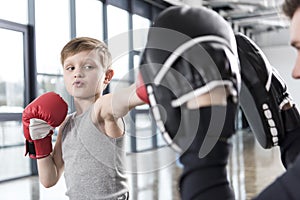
xmin=25 ymin=136 xmax=53 ymax=159
xmin=282 ymin=105 xmax=300 ymax=132
xmin=25 ymin=140 xmax=36 ymax=157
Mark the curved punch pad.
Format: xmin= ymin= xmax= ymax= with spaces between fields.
xmin=236 ymin=33 xmax=284 ymax=148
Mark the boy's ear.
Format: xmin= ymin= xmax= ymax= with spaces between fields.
xmin=104 ymin=69 xmax=114 ymax=84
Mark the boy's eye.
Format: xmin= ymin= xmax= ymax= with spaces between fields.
xmin=83 ymin=65 xmax=94 ymax=70
xmin=66 ymin=66 xmax=75 ymax=71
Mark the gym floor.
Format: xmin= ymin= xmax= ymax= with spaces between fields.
xmin=0 ymin=130 xmax=285 ymax=200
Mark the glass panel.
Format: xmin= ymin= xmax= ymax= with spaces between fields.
xmin=0 ymin=0 xmax=28 ymax=24
xmin=0 ymin=121 xmax=30 ymax=181
xmin=135 ymin=112 xmax=153 ymax=151
xmin=133 ymin=53 xmax=141 ymax=84
xmin=107 ymin=5 xmax=129 ymax=81
xmin=132 ymin=14 xmax=150 ymax=51
xmin=0 ymin=29 xmax=24 ymax=113
xmin=37 ymin=74 xmax=72 ymax=112
xmin=35 ymin=0 xmax=70 ymax=75
xmin=0 ymin=121 xmax=23 ymax=146
xmin=132 ymin=15 xmax=150 ymax=84
xmin=76 ymin=0 xmax=103 ymax=40
xmin=37 ymin=75 xmax=66 ymax=95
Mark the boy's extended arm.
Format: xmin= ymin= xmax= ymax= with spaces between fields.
xmin=105 ymin=83 xmax=146 ymax=119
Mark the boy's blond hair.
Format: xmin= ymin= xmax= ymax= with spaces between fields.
xmin=60 ymin=37 xmax=112 ymax=71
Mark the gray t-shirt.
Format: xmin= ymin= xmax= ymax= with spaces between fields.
xmin=62 ymin=105 xmax=128 ymax=199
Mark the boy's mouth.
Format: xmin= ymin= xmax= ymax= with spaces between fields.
xmin=73 ymin=80 xmax=83 ymax=87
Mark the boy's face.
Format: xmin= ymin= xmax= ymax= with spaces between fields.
xmin=290 ymin=7 xmax=300 ymax=79
xmin=63 ymin=50 xmax=110 ymax=100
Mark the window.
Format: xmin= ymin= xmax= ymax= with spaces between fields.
xmin=132 ymin=14 xmax=151 ymax=80
xmin=0 ymin=121 xmax=29 ymax=181
xmin=76 ymin=0 xmax=103 ymax=40
xmin=0 ymin=22 xmax=30 ymax=181
xmin=0 ymin=29 xmax=24 ymax=113
xmin=0 ymin=0 xmax=28 ymax=24
xmin=107 ymin=5 xmax=129 ymax=83
xmin=35 ymin=0 xmax=71 ymax=106
xmin=35 ymin=0 xmax=70 ymax=75
xmin=132 ymin=14 xmax=150 ymax=51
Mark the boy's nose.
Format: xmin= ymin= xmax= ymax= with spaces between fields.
xmin=74 ymin=68 xmax=83 ymax=78
xmin=74 ymin=73 xmax=83 ymax=78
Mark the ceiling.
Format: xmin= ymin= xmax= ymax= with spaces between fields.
xmin=162 ymin=0 xmax=289 ymax=35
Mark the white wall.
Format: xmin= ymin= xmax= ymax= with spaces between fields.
xmin=254 ymin=29 xmax=300 ymax=106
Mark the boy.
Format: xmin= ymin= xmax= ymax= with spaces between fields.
xmin=23 ymin=37 xmax=145 ymax=199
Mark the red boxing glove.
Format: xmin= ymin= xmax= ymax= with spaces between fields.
xmin=22 ymin=92 xmax=68 ymax=159
xmin=136 ymin=72 xmax=150 ymax=104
